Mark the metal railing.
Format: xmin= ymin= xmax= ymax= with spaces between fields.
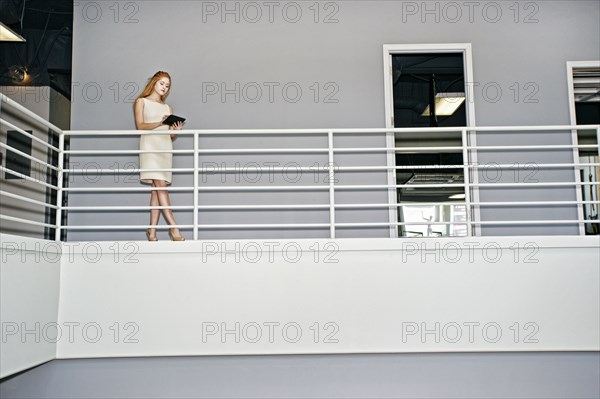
xmin=1 ymin=93 xmax=599 ymax=241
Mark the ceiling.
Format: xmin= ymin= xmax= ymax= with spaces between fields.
xmin=1 ymin=0 xmax=73 ymax=30
xmin=0 ymin=0 xmax=73 ymax=96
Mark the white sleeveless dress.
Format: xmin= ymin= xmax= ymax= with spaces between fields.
xmin=139 ymin=97 xmax=172 ymax=184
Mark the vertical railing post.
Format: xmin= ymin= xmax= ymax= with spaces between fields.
xmin=54 ymin=132 xmax=65 ymax=242
xmin=461 ymin=128 xmax=473 ymax=237
xmin=596 ymin=127 xmax=600 ymax=159
xmin=328 ymin=131 xmax=336 ymax=239
xmin=193 ymin=131 xmax=199 ymax=240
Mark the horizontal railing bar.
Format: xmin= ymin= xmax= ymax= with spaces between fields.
xmin=66 ymin=167 xmax=330 ymax=174
xmin=63 ymin=186 xmax=326 ymax=192
xmin=334 ymin=145 xmax=583 ymax=153
xmin=335 ymin=203 xmax=463 ymax=208
xmin=196 ymin=204 xmax=329 ymax=210
xmin=63 ymin=223 xmax=329 ymax=230
xmin=63 ymin=224 xmax=195 ymax=230
xmin=198 ymin=223 xmax=326 ymax=229
xmin=0 ymin=142 xmax=59 ymax=172
xmin=55 ymin=181 xmax=600 ymax=193
xmin=64 ymin=204 xmax=332 ymax=211
xmin=0 ymin=166 xmax=59 ymax=190
xmin=473 ymin=182 xmax=600 ymax=187
xmin=468 ymin=144 xmax=599 ymax=151
xmin=62 ymin=184 xmax=470 ymax=192
xmin=63 ymin=125 xmax=600 ymax=136
xmin=0 ymin=118 xmax=60 ymax=152
xmin=196 ymin=148 xmax=329 ymax=154
xmin=461 ymin=125 xmax=600 ymax=132
xmin=65 ymin=149 xmax=194 ymax=155
xmin=61 ymin=163 xmax=600 ymax=175
xmin=62 ymin=145 xmax=600 ymax=156
xmin=334 ymin=146 xmax=463 ymax=152
xmin=61 ymin=203 xmax=466 ymax=211
xmin=469 ymin=163 xmax=600 ymax=168
xmin=337 ymin=220 xmax=600 ymax=227
xmin=471 ymin=200 xmax=600 ymax=206
xmin=59 ymin=219 xmax=600 ymax=230
xmin=60 ymin=203 xmax=464 ymax=211
xmin=472 ymin=220 xmax=600 ymax=225
xmin=63 ymin=205 xmax=194 ymax=211
xmin=0 ymin=93 xmax=64 ymax=135
xmin=338 ymin=165 xmax=463 ymax=171
xmin=337 ymin=163 xmax=600 ymax=171
xmin=66 ymin=168 xmax=193 ymax=174
xmin=57 ymin=200 xmax=600 ymax=212
xmin=64 ymin=130 xmax=328 ymax=136
xmin=336 ymin=221 xmax=461 ymax=227
xmin=63 ymin=187 xmax=195 ymax=192
xmin=0 ymin=214 xmax=56 ymax=228
xmin=337 ymin=183 xmax=465 ymax=189
xmin=0 ymin=190 xmax=59 ymax=209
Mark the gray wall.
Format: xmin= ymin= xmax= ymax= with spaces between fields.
xmin=69 ymin=0 xmax=600 ymax=241
xmin=2 ymin=353 xmax=599 ymax=398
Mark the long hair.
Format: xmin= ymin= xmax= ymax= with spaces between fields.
xmin=137 ymin=70 xmax=171 ymax=102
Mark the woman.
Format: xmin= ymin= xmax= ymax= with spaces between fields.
xmin=134 ymin=70 xmax=185 ymax=241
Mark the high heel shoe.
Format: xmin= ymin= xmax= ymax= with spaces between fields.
xmin=168 ymin=228 xmax=185 ymax=241
xmin=146 ymin=228 xmax=158 ymax=242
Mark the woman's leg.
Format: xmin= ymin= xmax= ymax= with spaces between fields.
xmin=152 ymin=179 xmax=182 ymax=237
xmin=147 ymin=187 xmax=160 ymax=239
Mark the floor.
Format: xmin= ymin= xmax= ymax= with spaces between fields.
xmin=1 ymin=352 xmax=599 ymax=398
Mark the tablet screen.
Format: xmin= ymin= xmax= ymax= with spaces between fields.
xmin=163 ymin=115 xmax=186 ymax=126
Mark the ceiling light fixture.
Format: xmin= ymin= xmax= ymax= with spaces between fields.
xmin=8 ymin=66 xmax=31 ymax=84
xmin=422 ymin=93 xmax=466 ymax=116
xmin=0 ymin=22 xmax=26 ymax=42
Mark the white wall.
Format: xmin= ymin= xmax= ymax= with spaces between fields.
xmin=0 ymin=234 xmax=61 ymax=379
xmin=2 ymin=233 xmax=597 ymax=377
xmin=55 ymin=236 xmax=600 ymax=358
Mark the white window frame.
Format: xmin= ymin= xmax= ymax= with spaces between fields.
xmin=382 ymin=43 xmax=478 ymax=238
xmin=566 ymin=60 xmax=600 ymax=236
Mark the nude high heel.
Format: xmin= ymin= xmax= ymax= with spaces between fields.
xmin=146 ymin=228 xmax=158 ymax=241
xmin=168 ymin=228 xmax=185 ymax=241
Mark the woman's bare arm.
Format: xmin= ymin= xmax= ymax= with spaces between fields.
xmin=134 ymin=98 xmax=167 ymax=130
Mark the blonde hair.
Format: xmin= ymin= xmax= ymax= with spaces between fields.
xmin=137 ymin=71 xmax=171 ymax=102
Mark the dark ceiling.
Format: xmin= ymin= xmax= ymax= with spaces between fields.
xmin=0 ymin=0 xmax=73 ymax=97
xmin=1 ymin=0 xmax=73 ymax=30
xmin=392 ymin=53 xmax=466 ymax=128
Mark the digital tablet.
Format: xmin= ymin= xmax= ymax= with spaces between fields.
xmin=163 ymin=114 xmax=186 ymax=126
